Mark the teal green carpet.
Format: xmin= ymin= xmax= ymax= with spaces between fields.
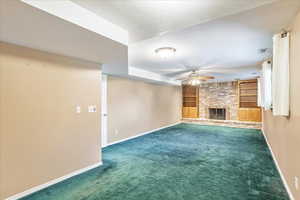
xmin=21 ymin=123 xmax=289 ymax=200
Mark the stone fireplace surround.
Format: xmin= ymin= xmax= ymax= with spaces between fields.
xmin=198 ymin=81 xmax=238 ymax=120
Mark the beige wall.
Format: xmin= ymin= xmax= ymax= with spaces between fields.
xmin=107 ymin=76 xmax=181 ymax=144
xmin=0 ymin=42 xmax=101 ymax=199
xmin=263 ymin=12 xmax=300 ymax=200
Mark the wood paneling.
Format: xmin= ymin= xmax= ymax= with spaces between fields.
xmin=182 ymin=85 xmax=199 ymax=118
xmin=182 ymin=107 xmax=198 ymax=118
xmin=238 ymin=108 xmax=262 ymax=122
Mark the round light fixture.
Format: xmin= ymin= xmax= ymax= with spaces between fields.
xmin=155 ymin=47 xmax=176 ymax=58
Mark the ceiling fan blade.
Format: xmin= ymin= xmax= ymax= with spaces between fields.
xmin=175 ymin=74 xmax=191 ymax=80
xmin=176 ymin=78 xmax=189 ymax=81
xmin=158 ymin=68 xmax=184 ymax=72
xmin=195 ymin=68 xmax=239 ymax=74
xmin=166 ymin=69 xmax=192 ymax=77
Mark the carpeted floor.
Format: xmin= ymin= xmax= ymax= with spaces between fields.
xmin=21 ymin=123 xmax=289 ymax=200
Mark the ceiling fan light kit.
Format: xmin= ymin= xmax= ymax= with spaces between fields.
xmin=189 ymin=79 xmax=201 ymax=86
xmin=181 ymin=70 xmax=215 ymax=86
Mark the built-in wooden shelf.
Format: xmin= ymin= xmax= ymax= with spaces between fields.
xmin=238 ymin=79 xmax=258 ymax=108
xmin=182 ymin=85 xmax=199 ymax=118
xmin=240 ymin=86 xmax=257 ymax=88
xmin=237 ymin=79 xmax=262 ymax=122
xmin=240 ymin=94 xmax=257 ymax=97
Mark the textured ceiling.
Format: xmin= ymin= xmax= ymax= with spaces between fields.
xmin=128 ymin=0 xmax=300 ymax=81
xmin=72 ymin=0 xmax=277 ymax=43
xmin=71 ymin=0 xmax=300 ymax=82
xmin=6 ymin=0 xmax=300 ymax=83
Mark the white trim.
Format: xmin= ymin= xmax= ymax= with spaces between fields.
xmin=7 ymin=125 xmax=291 ymax=200
xmin=128 ymin=66 xmax=181 ymax=86
xmin=261 ymin=129 xmax=295 ymax=200
xmin=101 ymin=74 xmax=108 ymax=147
xmin=6 ymin=162 xmax=103 ymax=200
xmin=21 ymin=0 xmax=128 ymax=45
xmin=106 ymin=122 xmax=182 ymax=147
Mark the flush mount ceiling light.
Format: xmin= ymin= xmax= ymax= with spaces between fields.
xmin=155 ymin=47 xmax=176 ymax=59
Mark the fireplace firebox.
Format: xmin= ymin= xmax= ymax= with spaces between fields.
xmin=209 ymin=108 xmax=226 ymax=120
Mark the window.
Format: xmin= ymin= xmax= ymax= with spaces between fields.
xmin=261 ymin=61 xmax=272 ymax=110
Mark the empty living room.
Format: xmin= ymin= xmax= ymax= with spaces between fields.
xmin=1 ymin=0 xmax=300 ymax=200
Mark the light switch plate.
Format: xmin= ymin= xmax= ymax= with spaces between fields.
xmin=76 ymin=106 xmax=81 ymax=113
xmin=88 ymin=105 xmax=97 ymax=113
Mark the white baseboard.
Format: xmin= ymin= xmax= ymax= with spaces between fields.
xmin=105 ymin=121 xmax=182 ymax=147
xmin=6 ymin=161 xmax=103 ymax=200
xmin=261 ymin=129 xmax=295 ymax=200
xmin=6 ymin=122 xmax=182 ymax=199
xmin=6 ymin=124 xmax=290 ymax=200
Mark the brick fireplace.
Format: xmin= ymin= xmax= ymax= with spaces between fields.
xmin=198 ymin=81 xmax=238 ymax=120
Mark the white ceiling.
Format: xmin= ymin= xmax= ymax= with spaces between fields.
xmin=129 ymin=0 xmax=300 ymax=82
xmin=2 ymin=0 xmax=300 ymax=84
xmin=72 ymin=0 xmax=278 ymax=43
xmin=72 ymin=0 xmax=300 ymax=82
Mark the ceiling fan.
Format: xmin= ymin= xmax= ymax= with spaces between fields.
xmin=177 ymin=70 xmax=215 ymax=85
xmin=164 ymin=64 xmax=239 ymax=78
xmin=166 ymin=64 xmax=250 ymax=85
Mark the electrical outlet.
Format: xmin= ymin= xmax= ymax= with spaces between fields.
xmin=115 ymin=129 xmax=119 ymax=135
xmin=295 ymin=176 xmax=299 ymax=190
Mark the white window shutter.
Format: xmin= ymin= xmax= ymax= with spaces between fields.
xmin=272 ymin=33 xmax=290 ymax=116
